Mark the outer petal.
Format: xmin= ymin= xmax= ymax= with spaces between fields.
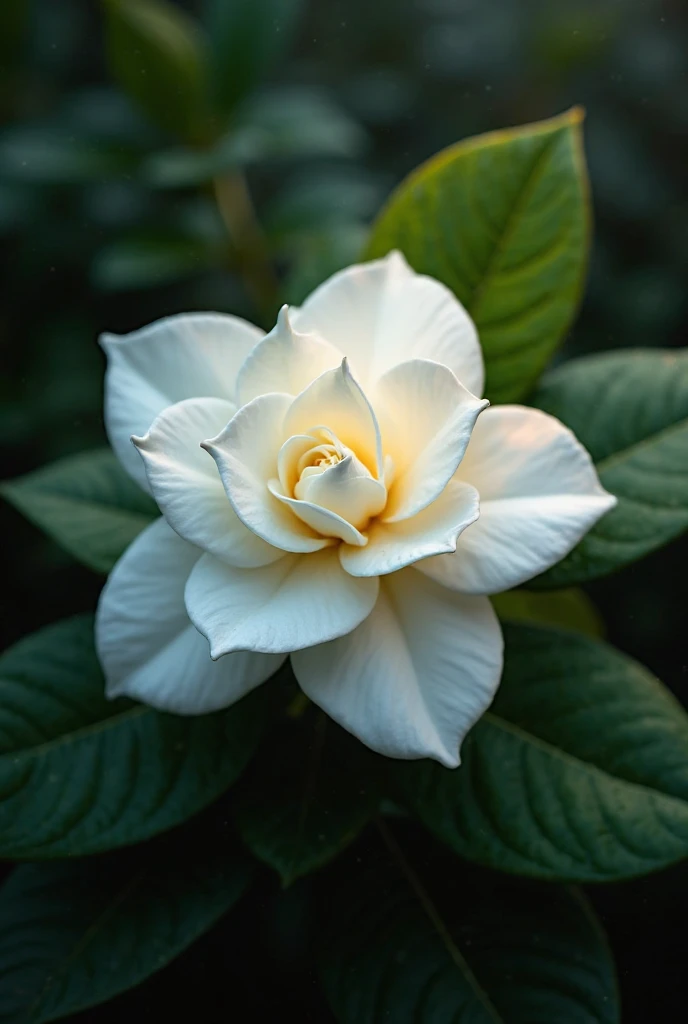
xmin=236 ymin=305 xmax=342 ymax=405
xmin=184 ymin=548 xmax=379 ymax=658
xmin=283 ymin=360 xmax=383 ymax=478
xmin=340 ymin=479 xmax=479 ymax=576
xmin=133 ymin=397 xmax=281 ymax=568
xmin=95 ymin=518 xmax=284 ymax=713
xmin=101 ymin=313 xmax=263 ymax=489
xmin=375 ymin=358 xmax=488 ymax=521
xmin=418 ymin=405 xmax=618 ymax=595
xmin=292 ymin=251 xmax=484 ymax=394
xmin=292 ymin=569 xmax=503 ymax=766
xmin=204 ymin=392 xmax=330 ymax=553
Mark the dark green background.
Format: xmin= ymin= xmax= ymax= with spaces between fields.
xmin=0 ymin=1 xmax=686 ymax=1019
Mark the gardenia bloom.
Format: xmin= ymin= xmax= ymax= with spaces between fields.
xmin=96 ymin=253 xmax=615 ymax=766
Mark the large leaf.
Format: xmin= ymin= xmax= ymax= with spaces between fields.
xmin=103 ymin=0 xmax=209 ymax=143
xmin=530 ymin=348 xmax=688 ymax=587
xmin=365 ymin=109 xmax=589 ymax=403
xmin=0 ymin=838 xmax=251 ymax=1023
xmin=390 ymin=622 xmax=688 ymax=881
xmin=1 ymin=448 xmax=157 ymax=573
xmin=204 ymin=0 xmax=305 ymax=117
xmin=320 ymin=834 xmax=619 ymax=1023
xmin=0 ymin=615 xmax=266 ymax=858
xmin=235 ymin=713 xmax=381 ymax=884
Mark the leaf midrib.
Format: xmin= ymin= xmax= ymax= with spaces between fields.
xmin=467 ymin=132 xmax=558 ymax=319
xmin=0 ymin=703 xmax=150 ymax=766
xmin=595 ymin=416 xmax=688 ymax=476
xmin=485 ymin=710 xmax=688 ymax=820
xmin=376 ymin=819 xmax=504 ymax=1023
xmin=24 ymin=870 xmax=146 ymax=1024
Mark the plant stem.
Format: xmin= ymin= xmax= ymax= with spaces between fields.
xmin=213 ymin=172 xmax=281 ymax=326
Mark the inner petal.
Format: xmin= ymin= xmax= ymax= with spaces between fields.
xmin=294 ymin=448 xmax=387 ymax=530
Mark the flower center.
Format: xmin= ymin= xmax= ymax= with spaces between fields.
xmin=274 ymin=425 xmax=388 ymax=535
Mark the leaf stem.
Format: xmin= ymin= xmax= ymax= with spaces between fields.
xmin=213 ymin=172 xmax=281 ymax=327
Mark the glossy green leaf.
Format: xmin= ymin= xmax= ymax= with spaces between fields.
xmin=390 ymin=623 xmax=688 ymax=881
xmin=491 ymin=587 xmax=603 ymax=637
xmin=204 ymin=0 xmax=304 ymax=116
xmin=530 ymin=348 xmax=688 ymax=587
xmin=103 ymin=0 xmax=209 ymax=143
xmin=0 ymin=615 xmax=266 ymax=858
xmin=235 ymin=714 xmax=381 ymax=884
xmin=1 ymin=448 xmax=157 ymax=573
xmin=365 ymin=109 xmax=589 ymax=403
xmin=320 ymin=836 xmax=619 ymax=1023
xmin=0 ymin=840 xmax=251 ymax=1023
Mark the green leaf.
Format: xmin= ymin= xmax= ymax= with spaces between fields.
xmin=103 ymin=0 xmax=209 ymax=143
xmin=320 ymin=834 xmax=619 ymax=1023
xmin=390 ymin=622 xmax=688 ymax=881
xmin=530 ymin=348 xmax=688 ymax=587
xmin=0 ymin=615 xmax=266 ymax=858
xmin=235 ymin=714 xmax=381 ymax=884
xmin=0 ymin=838 xmax=251 ymax=1023
xmin=204 ymin=0 xmax=305 ymax=117
xmin=491 ymin=587 xmax=603 ymax=637
xmin=365 ymin=109 xmax=590 ymax=403
xmin=1 ymin=448 xmax=158 ymax=573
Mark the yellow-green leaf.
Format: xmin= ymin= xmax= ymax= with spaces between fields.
xmin=365 ymin=110 xmax=590 ymax=403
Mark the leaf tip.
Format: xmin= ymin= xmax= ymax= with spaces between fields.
xmin=567 ymin=105 xmax=586 ymax=126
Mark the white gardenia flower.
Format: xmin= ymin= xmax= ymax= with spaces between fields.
xmin=95 ymin=252 xmax=615 ymax=767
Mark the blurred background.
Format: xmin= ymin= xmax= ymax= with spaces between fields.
xmin=0 ymin=1 xmax=686 ymax=1019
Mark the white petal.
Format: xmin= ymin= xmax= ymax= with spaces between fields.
xmin=267 ymin=479 xmax=367 ymax=546
xmin=236 ymin=305 xmax=342 ymax=405
xmin=95 ymin=519 xmax=283 ymax=713
xmin=418 ymin=405 xmax=618 ymax=594
xmin=133 ymin=397 xmax=281 ymax=568
xmin=204 ymin=392 xmax=330 ymax=553
xmin=101 ymin=313 xmax=263 ymax=489
xmin=283 ymin=360 xmax=383 ymax=478
xmin=292 ymin=569 xmax=503 ymax=766
xmin=184 ymin=548 xmax=379 ymax=657
xmin=294 ymin=453 xmax=386 ymax=528
xmin=292 ymin=251 xmax=484 ymax=394
xmin=375 ymin=358 xmax=488 ymax=521
xmin=277 ymin=433 xmax=320 ymax=495
xmin=340 ymin=479 xmax=479 ymax=576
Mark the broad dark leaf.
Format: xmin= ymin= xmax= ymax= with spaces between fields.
xmin=530 ymin=348 xmax=688 ymax=586
xmin=390 ymin=622 xmax=688 ymax=881
xmin=0 ymin=838 xmax=251 ymax=1023
xmin=1 ymin=448 xmax=157 ymax=573
xmin=320 ymin=834 xmax=619 ymax=1023
xmin=0 ymin=615 xmax=266 ymax=858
